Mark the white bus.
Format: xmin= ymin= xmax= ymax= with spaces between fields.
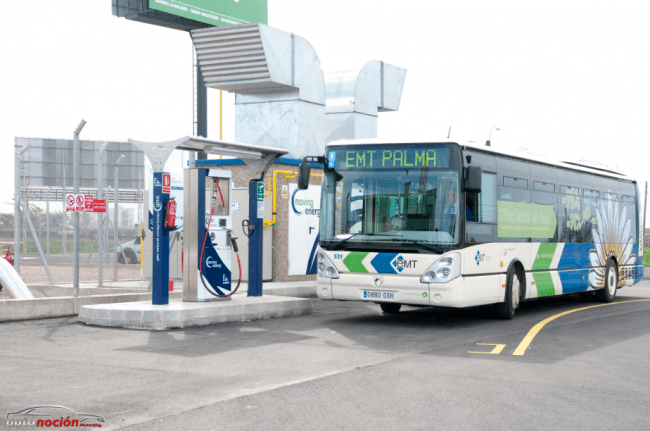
xmin=298 ymin=140 xmax=644 ymax=319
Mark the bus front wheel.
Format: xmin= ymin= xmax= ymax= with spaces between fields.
xmin=380 ymin=303 xmax=402 ymax=314
xmin=496 ymin=266 xmax=521 ymax=319
xmin=596 ymin=259 xmax=617 ymax=303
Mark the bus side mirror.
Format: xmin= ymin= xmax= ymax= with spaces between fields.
xmin=298 ymin=159 xmax=311 ymax=190
xmin=465 ymin=165 xmax=482 ymax=193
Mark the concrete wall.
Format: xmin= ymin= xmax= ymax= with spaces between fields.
xmin=0 ymin=291 xmax=183 ymax=322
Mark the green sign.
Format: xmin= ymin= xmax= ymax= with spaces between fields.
xmin=257 ymin=182 xmax=264 ymax=200
xmin=331 ymin=144 xmax=452 ymax=171
xmin=497 ymin=201 xmax=557 ymax=238
xmin=150 ymin=0 xmax=268 ymax=27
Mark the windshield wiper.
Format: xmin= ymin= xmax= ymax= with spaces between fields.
xmin=398 ymin=240 xmax=444 ymax=254
xmin=329 ymin=233 xmax=394 ymax=250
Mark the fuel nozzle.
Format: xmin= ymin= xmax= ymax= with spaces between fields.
xmin=231 ymin=237 xmax=239 ymax=253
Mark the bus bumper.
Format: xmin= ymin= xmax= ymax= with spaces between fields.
xmin=319 ymin=273 xmax=503 ymax=308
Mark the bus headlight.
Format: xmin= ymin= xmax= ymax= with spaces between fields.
xmin=421 ymin=253 xmax=461 ymax=284
xmin=318 ymin=250 xmax=340 ymax=279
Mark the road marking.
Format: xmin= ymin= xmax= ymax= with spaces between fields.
xmin=469 ymin=343 xmax=506 ymax=354
xmin=512 ymin=299 xmax=650 ymax=356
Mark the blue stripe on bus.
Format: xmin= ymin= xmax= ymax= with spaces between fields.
xmin=370 ymin=253 xmax=398 ymax=274
xmin=558 ymin=269 xmax=588 ymax=293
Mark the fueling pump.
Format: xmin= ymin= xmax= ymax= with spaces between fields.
xmin=182 ymin=168 xmax=241 ymax=302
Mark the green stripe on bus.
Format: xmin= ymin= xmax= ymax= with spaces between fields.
xmin=532 ymin=243 xmax=557 ymax=271
xmin=343 ymin=252 xmax=369 ymax=273
xmin=533 ymin=272 xmax=555 ymax=296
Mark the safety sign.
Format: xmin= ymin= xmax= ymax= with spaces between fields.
xmin=282 ymin=185 xmax=288 ymax=199
xmin=65 ymin=194 xmax=106 ymax=213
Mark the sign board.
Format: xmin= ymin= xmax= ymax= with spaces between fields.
xmin=150 ymin=0 xmax=268 ymax=28
xmin=162 ymin=173 xmax=171 ymax=194
xmin=282 ymin=185 xmax=288 ymax=199
xmin=288 ymin=184 xmax=321 ymax=275
xmin=65 ymin=194 xmax=107 ymax=213
xmin=84 ymin=195 xmax=94 ymax=212
xmin=257 ymin=183 xmax=264 ymax=200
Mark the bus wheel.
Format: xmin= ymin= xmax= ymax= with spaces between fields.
xmin=496 ymin=266 xmax=520 ymax=319
xmin=596 ymin=259 xmax=617 ymax=303
xmin=380 ymin=303 xmax=402 ymax=314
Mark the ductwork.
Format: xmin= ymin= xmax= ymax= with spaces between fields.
xmin=324 ymin=61 xmax=407 ymax=144
xmin=190 ymin=24 xmax=406 ymax=159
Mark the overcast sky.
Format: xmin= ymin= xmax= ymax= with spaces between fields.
xmin=2 ymin=0 xmax=649 ymax=222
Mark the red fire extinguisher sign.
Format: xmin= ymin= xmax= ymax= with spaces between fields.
xmin=164 ymin=198 xmax=177 ymax=231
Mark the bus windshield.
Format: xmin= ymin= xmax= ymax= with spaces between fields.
xmin=319 ymin=143 xmax=462 ymax=253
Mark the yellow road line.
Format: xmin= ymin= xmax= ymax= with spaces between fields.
xmin=469 ymin=343 xmax=506 ymax=355
xmin=512 ymin=299 xmax=650 ymax=356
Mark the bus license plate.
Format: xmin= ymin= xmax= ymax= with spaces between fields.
xmin=364 ymin=290 xmax=394 ymax=300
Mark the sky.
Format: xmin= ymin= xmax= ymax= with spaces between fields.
xmin=2 ymin=0 xmax=650 ymax=222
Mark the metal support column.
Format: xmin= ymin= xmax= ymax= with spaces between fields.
xmin=152 ymin=172 xmax=171 ymax=305
xmin=97 ymin=142 xmax=107 ymax=287
xmin=248 ymin=181 xmax=264 ymax=296
xmin=73 ymin=120 xmax=86 ymax=297
xmin=113 ymin=155 xmax=125 ymax=281
xmin=14 ymin=144 xmax=29 ymax=274
xmin=196 ymin=62 xmax=208 ymax=161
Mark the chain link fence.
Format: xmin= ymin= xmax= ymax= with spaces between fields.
xmin=0 ymin=137 xmax=158 ymax=300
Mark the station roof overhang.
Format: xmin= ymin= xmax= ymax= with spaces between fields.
xmin=128 ymin=136 xmax=289 ymax=181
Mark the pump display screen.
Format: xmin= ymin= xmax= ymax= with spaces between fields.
xmin=327 ymin=144 xmax=451 ymax=171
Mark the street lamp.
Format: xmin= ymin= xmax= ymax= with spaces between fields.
xmin=486 ymin=127 xmax=500 ymax=147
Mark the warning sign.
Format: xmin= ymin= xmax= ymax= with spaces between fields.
xmin=282 ymin=184 xmax=288 ymax=199
xmin=162 ymin=173 xmax=171 ymax=194
xmin=93 ymin=200 xmax=106 ymax=213
xmin=84 ymin=195 xmax=94 ymax=212
xmin=65 ymin=194 xmax=105 ymax=213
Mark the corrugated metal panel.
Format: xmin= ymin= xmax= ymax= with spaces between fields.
xmin=191 ymin=23 xmax=284 ymax=93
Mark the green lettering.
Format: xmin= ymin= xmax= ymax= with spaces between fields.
xmin=404 ymin=150 xmax=414 ymax=167
xmin=367 ymin=151 xmax=375 ymax=167
xmin=426 ymin=150 xmax=437 ymax=167
xmin=382 ymin=151 xmax=392 ymax=167
xmin=415 ymin=150 xmax=425 ymax=167
xmin=356 ymin=152 xmax=366 ymax=167
xmin=393 ymin=150 xmax=403 ymax=167
xmin=346 ymin=151 xmax=355 ymax=168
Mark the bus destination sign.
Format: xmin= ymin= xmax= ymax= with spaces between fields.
xmin=330 ymin=145 xmax=451 ymax=170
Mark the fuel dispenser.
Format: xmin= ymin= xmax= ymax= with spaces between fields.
xmin=183 ymin=168 xmax=241 ymax=302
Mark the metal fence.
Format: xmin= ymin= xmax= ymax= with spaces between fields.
xmin=1 ymin=136 xmax=159 ymax=300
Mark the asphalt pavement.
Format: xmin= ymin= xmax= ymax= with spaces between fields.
xmin=2 ymin=281 xmax=650 ymax=430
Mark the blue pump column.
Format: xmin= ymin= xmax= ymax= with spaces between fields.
xmin=152 ymin=171 xmax=170 ymax=305
xmin=248 ymin=181 xmax=264 ymax=296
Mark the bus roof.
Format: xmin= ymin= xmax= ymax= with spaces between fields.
xmin=325 ymin=138 xmax=633 ymax=182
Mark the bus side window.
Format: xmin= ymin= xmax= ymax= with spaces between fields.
xmin=466 ymin=172 xmax=496 ymax=223
xmin=466 ymin=173 xmax=497 ymax=244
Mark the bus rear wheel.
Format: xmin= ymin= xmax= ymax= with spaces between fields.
xmin=496 ymin=266 xmax=521 ymax=319
xmin=596 ymin=259 xmax=617 ymax=303
xmin=380 ymin=303 xmax=402 ymax=314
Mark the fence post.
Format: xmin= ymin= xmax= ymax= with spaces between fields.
xmin=113 ymin=155 xmax=125 ymax=281
xmin=46 ymin=187 xmax=50 ymax=257
xmin=73 ymin=120 xmax=86 ymax=297
xmin=14 ymin=143 xmax=29 ymax=274
xmin=96 ymin=142 xmax=107 ymax=288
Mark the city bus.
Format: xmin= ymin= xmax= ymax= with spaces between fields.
xmin=298 ymin=140 xmax=645 ymax=319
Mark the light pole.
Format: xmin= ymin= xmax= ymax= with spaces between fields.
xmin=486 ymin=127 xmax=500 ymax=147
xmin=113 ymin=154 xmax=125 ymax=281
